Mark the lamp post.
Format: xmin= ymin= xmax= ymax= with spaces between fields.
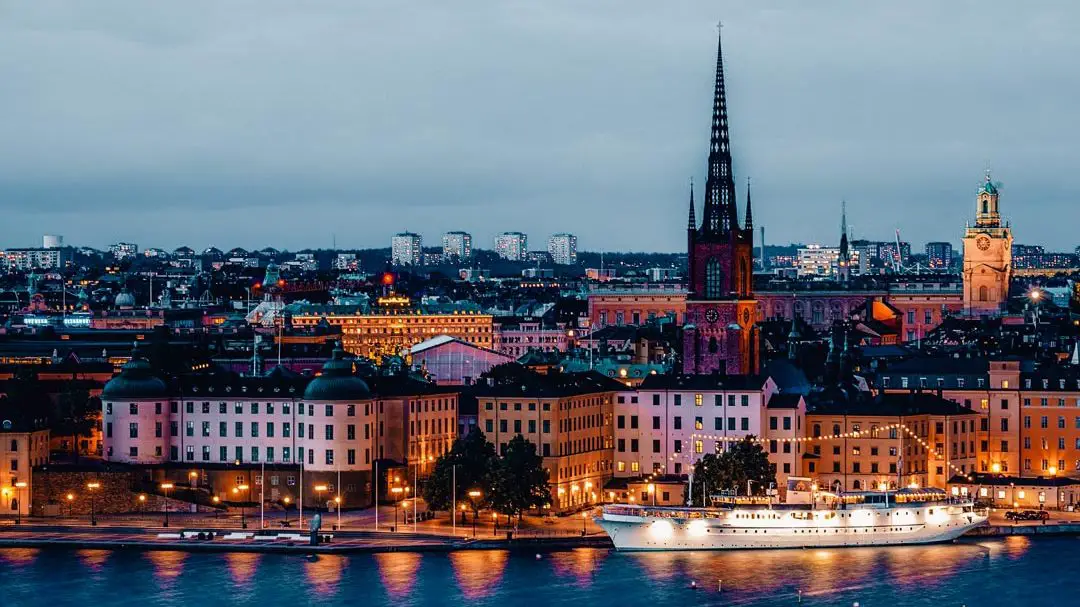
xmin=647 ymin=483 xmax=656 ymax=506
xmin=283 ymin=496 xmax=292 ymax=527
xmin=188 ymin=470 xmax=198 ymax=488
xmin=160 ymin=482 xmax=174 ymax=527
xmin=14 ymin=481 xmax=27 ymax=524
xmin=314 ymin=484 xmax=328 ymax=512
xmin=212 ymin=496 xmax=220 ymax=519
xmin=334 ymin=496 xmax=341 ymax=531
xmin=390 ymin=487 xmax=403 ymax=531
xmin=66 ymin=493 xmax=75 ymax=517
xmin=581 ymin=511 xmax=588 ymax=536
xmin=86 ymin=482 xmax=100 ymax=526
xmin=233 ymin=484 xmax=250 ymax=529
xmin=467 ymin=490 xmax=482 ymax=537
xmin=138 ymin=493 xmax=146 ymax=513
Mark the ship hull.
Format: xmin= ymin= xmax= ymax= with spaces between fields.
xmin=599 ymin=505 xmax=987 ymax=551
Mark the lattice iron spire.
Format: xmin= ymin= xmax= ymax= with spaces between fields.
xmin=744 ymin=176 xmax=753 ymax=231
xmin=700 ymin=22 xmax=739 ymax=240
xmin=688 ymin=177 xmax=697 ymax=231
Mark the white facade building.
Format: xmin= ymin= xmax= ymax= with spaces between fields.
xmin=391 ymin=232 xmax=423 ymax=266
xmin=0 ymin=248 xmax=66 ymax=270
xmin=548 ymin=233 xmax=578 ymax=265
xmin=109 ymin=242 xmax=139 ymax=260
xmin=494 ymin=232 xmax=528 ymax=261
xmin=797 ymin=245 xmax=840 ymax=278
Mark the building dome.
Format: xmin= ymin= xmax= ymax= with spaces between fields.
xmin=114 ymin=288 xmax=136 ymax=308
xmin=102 ymin=355 xmax=168 ymax=400
xmin=302 ymin=347 xmax=371 ymax=401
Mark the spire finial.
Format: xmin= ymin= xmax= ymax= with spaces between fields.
xmin=687 ymin=177 xmax=697 ymax=231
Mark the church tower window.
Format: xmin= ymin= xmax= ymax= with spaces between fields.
xmin=705 ymin=258 xmax=723 ymax=299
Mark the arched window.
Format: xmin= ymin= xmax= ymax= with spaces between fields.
xmin=978 ymin=285 xmax=989 ymax=301
xmin=812 ymin=301 xmax=825 ymax=325
xmin=832 ymin=424 xmax=841 ymax=437
xmin=813 ymin=424 xmax=821 ymax=438
xmin=705 ymin=258 xmax=723 ymax=299
xmin=982 ymin=200 xmax=988 ymax=214
xmin=852 ymin=480 xmax=862 ymax=490
xmin=708 ymin=336 xmax=719 ymax=353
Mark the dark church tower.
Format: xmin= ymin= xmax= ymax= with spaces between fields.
xmin=682 ymin=27 xmax=758 ymax=375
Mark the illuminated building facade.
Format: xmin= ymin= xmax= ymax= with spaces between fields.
xmin=548 ymin=233 xmax=577 ymax=265
xmin=962 ymin=172 xmax=1013 ymax=316
xmin=926 ymin=241 xmax=954 ymax=269
xmin=473 ymin=372 xmax=622 ymax=512
xmin=441 ymin=231 xmax=472 ymax=262
xmin=588 ymin=284 xmax=686 ymax=328
xmin=391 ymin=232 xmax=423 ymax=266
xmin=682 ymin=29 xmax=758 ymax=375
xmin=494 ymin=232 xmax=528 ymax=261
xmin=0 ymin=426 xmax=50 ymax=517
xmin=289 ymin=297 xmax=494 ymax=360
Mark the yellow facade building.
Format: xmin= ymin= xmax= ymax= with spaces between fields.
xmin=962 ymin=172 xmax=1013 ymax=316
xmin=289 ymin=297 xmax=493 ymax=361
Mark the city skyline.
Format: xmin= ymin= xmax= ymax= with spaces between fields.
xmin=2 ymin=2 xmax=1079 ymax=252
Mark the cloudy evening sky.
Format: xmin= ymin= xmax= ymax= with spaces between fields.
xmin=1 ymin=1 xmax=1078 ymax=253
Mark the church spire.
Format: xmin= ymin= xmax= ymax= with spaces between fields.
xmin=688 ymin=177 xmax=697 ymax=231
xmin=700 ymin=23 xmax=739 ymax=240
xmin=744 ymin=177 xmax=753 ymax=231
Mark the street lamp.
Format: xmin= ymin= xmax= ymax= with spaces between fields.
xmin=467 ymin=490 xmax=482 ymax=537
xmin=390 ymin=487 xmax=404 ymax=530
xmin=492 ymin=511 xmax=498 ymax=537
xmin=188 ymin=471 xmax=199 ymax=487
xmin=66 ymin=493 xmax=75 ymax=517
xmin=212 ymin=495 xmax=220 ymax=519
xmin=282 ymin=496 xmax=292 ymax=527
xmin=581 ymin=511 xmax=588 ymax=536
xmin=334 ymin=496 xmax=342 ymax=531
xmin=86 ymin=482 xmax=101 ymax=526
xmin=138 ymin=493 xmax=146 ymax=513
xmin=233 ymin=484 xmax=250 ymax=529
xmin=991 ymin=462 xmax=1002 ymax=474
xmin=14 ymin=481 xmax=27 ymax=524
xmin=160 ymin=483 xmax=174 ymax=527
xmin=1049 ymin=466 xmax=1058 ymax=477
xmin=647 ymin=483 xmax=656 ymax=506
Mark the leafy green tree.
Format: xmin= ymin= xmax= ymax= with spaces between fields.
xmin=422 ymin=427 xmax=497 ymax=516
xmin=692 ymin=436 xmax=776 ymax=498
xmin=489 ymin=435 xmax=551 ymax=520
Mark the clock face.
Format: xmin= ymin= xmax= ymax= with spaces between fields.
xmin=704 ymin=308 xmax=719 ymax=323
xmin=976 ymin=236 xmax=991 ymax=251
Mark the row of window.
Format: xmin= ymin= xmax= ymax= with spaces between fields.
xmin=108 ymin=402 xmax=370 ymax=417
xmin=119 ymin=444 xmax=370 ymax=467
xmin=116 ymin=421 xmax=369 ymax=442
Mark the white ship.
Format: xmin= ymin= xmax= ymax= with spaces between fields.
xmin=598 ymin=478 xmax=988 ymax=551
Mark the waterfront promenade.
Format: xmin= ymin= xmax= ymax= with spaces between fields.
xmin=2 ymin=507 xmax=1080 ymax=554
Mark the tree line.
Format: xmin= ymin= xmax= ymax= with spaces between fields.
xmin=422 ymin=428 xmax=551 ymax=521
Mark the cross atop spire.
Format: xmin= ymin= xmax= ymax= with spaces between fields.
xmin=699 ymin=23 xmax=739 ymax=240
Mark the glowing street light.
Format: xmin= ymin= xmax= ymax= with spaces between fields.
xmin=13 ymin=481 xmax=27 ymax=524
xmin=86 ymin=481 xmax=101 ymax=526
xmin=65 ymin=492 xmax=75 ymax=517
xmin=467 ymin=490 xmax=482 ymax=537
xmin=233 ymin=484 xmax=250 ymax=529
xmin=160 ymin=482 xmax=174 ymax=527
xmin=1049 ymin=466 xmax=1058 ymax=476
xmin=282 ymin=496 xmax=292 ymax=527
xmin=991 ymin=462 xmax=1002 ymax=474
xmin=390 ymin=486 xmax=404 ymax=531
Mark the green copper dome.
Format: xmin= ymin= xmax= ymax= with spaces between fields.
xmin=102 ymin=355 xmax=168 ymax=400
xmin=302 ymin=347 xmax=371 ymax=401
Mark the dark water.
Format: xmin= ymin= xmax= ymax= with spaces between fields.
xmin=0 ymin=537 xmax=1076 ymax=606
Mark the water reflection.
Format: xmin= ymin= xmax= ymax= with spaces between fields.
xmin=76 ymin=549 xmax=110 ymax=572
xmin=304 ymin=554 xmax=346 ymax=597
xmin=0 ymin=547 xmax=39 ymax=567
xmin=450 ymin=550 xmax=508 ymax=599
xmin=549 ymin=548 xmax=603 ymax=586
xmin=374 ymin=552 xmax=422 ymax=599
xmin=145 ymin=550 xmax=188 ymax=581
xmin=224 ymin=552 xmax=261 ymax=586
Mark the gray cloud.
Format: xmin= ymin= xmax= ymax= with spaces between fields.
xmin=1 ymin=1 xmax=1077 ymax=253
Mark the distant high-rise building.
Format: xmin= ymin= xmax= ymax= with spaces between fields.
xmin=42 ymin=234 xmax=63 ymax=249
xmin=797 ymin=245 xmax=840 ymax=277
xmin=548 ymin=233 xmax=577 ymax=265
xmin=0 ymin=247 xmax=67 ymax=270
xmin=442 ymin=231 xmax=472 ymax=262
xmin=925 ymin=242 xmax=954 ymax=269
xmin=494 ymin=232 xmax=527 ymax=261
xmin=391 ymin=232 xmax=423 ymax=266
xmin=109 ymin=242 xmax=139 ymax=260
xmin=333 ymin=253 xmax=359 ymax=271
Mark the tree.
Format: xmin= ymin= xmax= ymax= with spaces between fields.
xmin=422 ymin=427 xmax=497 ymax=515
xmin=50 ymin=389 xmax=98 ymax=459
xmin=489 ymin=435 xmax=551 ymax=520
xmin=693 ymin=437 xmax=776 ymax=500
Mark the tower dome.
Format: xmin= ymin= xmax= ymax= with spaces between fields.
xmin=303 ymin=347 xmax=371 ymax=401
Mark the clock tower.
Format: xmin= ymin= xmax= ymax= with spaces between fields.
xmin=962 ymin=172 xmax=1012 ymax=316
xmin=682 ymin=27 xmax=758 ymax=375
